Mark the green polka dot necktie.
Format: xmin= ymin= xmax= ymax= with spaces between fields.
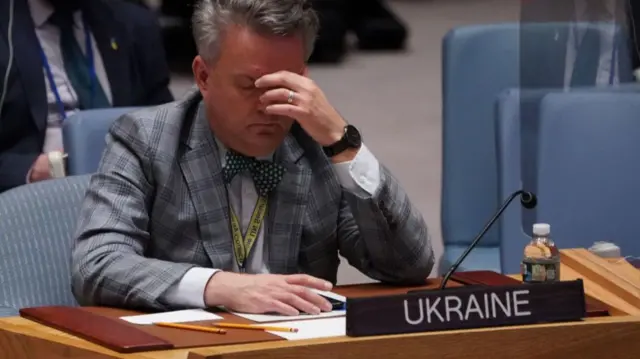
xmin=223 ymin=150 xmax=286 ymax=197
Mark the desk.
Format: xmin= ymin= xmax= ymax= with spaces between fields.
xmin=1 ymin=249 xmax=640 ymax=359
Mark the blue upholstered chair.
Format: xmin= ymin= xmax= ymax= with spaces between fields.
xmin=441 ymin=23 xmax=520 ymax=274
xmin=62 ymin=107 xmax=141 ymax=175
xmin=497 ymin=92 xmax=640 ymax=273
xmin=441 ymin=22 xmax=633 ymax=274
xmin=0 ymin=175 xmax=91 ymax=317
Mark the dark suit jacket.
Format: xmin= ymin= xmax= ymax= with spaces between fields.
xmin=627 ymin=0 xmax=640 ymax=69
xmin=0 ymin=0 xmax=174 ymax=192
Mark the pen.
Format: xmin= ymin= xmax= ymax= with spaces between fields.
xmin=212 ymin=322 xmax=299 ymax=333
xmin=154 ymin=322 xmax=227 ymax=334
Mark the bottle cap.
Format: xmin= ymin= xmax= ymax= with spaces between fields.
xmin=533 ymin=223 xmax=550 ymax=236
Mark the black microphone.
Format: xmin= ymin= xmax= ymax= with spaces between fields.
xmin=439 ymin=190 xmax=538 ymax=290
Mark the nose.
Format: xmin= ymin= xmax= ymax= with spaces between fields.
xmin=255 ymin=90 xmax=268 ymax=112
xmin=257 ymin=102 xmax=268 ymax=115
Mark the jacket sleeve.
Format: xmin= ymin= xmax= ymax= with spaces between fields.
xmin=0 ymin=151 xmax=38 ymax=193
xmin=335 ymin=147 xmax=435 ymax=284
xmin=70 ymin=114 xmax=194 ymax=311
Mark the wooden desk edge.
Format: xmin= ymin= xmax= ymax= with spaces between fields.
xmin=2 ymin=257 xmax=639 ymax=359
xmin=0 ymin=321 xmax=128 ymax=359
xmin=185 ymin=316 xmax=640 ymax=359
xmin=2 ymin=315 xmax=640 ymax=359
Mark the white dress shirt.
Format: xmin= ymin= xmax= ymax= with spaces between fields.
xmin=27 ymin=0 xmax=112 ymax=153
xmin=163 ymin=140 xmax=382 ymax=308
xmin=564 ymin=0 xmax=620 ymax=88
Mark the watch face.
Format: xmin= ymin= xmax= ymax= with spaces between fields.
xmin=345 ymin=125 xmax=362 ymax=147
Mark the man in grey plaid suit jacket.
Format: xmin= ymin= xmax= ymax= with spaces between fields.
xmin=71 ymin=0 xmax=434 ymax=315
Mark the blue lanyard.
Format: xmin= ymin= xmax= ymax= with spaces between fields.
xmin=39 ymin=16 xmax=96 ymax=122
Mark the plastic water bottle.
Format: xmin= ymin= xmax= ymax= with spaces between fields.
xmin=521 ymin=223 xmax=561 ymax=283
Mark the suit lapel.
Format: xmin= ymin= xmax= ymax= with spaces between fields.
xmin=179 ymin=102 xmax=234 ymax=270
xmin=0 ymin=0 xmax=47 ymax=130
xmin=266 ymin=129 xmax=312 ymax=274
xmin=82 ymin=2 xmax=132 ymax=106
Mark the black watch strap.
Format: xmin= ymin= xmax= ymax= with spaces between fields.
xmin=322 ymin=125 xmax=362 ymax=157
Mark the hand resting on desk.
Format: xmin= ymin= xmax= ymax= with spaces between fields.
xmin=204 ymin=272 xmax=334 ymax=316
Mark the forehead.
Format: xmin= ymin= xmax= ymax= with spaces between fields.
xmin=217 ymin=24 xmax=306 ymax=77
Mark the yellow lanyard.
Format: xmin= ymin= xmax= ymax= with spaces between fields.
xmin=229 ymin=196 xmax=268 ymax=271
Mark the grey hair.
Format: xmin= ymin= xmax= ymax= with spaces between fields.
xmin=192 ymin=0 xmax=320 ymax=63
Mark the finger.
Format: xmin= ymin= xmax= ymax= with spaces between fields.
xmin=272 ymin=290 xmax=321 ymax=315
xmin=255 ymin=71 xmax=309 ymax=92
xmin=284 ymin=274 xmax=333 ymax=291
xmin=264 ymin=104 xmax=308 ymax=119
xmin=260 ymin=295 xmax=300 ymax=316
xmin=289 ymin=285 xmax=333 ymax=312
xmin=260 ymin=88 xmax=302 ymax=106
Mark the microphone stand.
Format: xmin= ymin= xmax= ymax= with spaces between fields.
xmin=439 ymin=190 xmax=536 ymax=290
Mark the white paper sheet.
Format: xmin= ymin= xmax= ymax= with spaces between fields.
xmin=225 ymin=289 xmax=347 ymax=323
xmin=259 ymin=317 xmax=346 ymax=340
xmin=120 ymin=309 xmax=222 ymax=325
xmin=230 ymin=309 xmax=346 ymax=323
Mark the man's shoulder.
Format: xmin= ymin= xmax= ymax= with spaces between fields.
xmin=112 ymin=89 xmax=201 ymax=144
xmin=95 ymin=0 xmax=159 ymax=27
xmin=99 ymin=0 xmax=153 ymax=16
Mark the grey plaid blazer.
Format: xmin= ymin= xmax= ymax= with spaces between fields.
xmin=71 ymin=90 xmax=434 ymax=311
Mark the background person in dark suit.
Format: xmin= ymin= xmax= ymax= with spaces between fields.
xmin=520 ymin=0 xmax=634 ymax=89
xmin=627 ymin=0 xmax=640 ymax=72
xmin=0 ymin=0 xmax=173 ymax=193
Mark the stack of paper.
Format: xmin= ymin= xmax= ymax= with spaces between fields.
xmin=118 ymin=289 xmax=348 ymax=340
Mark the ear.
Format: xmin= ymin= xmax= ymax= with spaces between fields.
xmin=192 ymin=56 xmax=210 ymax=95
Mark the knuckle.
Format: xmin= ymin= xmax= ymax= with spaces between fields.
xmin=290 ymin=285 xmax=307 ymax=296
xmin=283 ymin=292 xmax=299 ymax=303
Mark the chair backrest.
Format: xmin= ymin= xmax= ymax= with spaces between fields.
xmin=441 ymin=23 xmax=521 ymax=249
xmin=497 ymin=91 xmax=640 ymax=273
xmin=442 ymin=21 xmax=633 ymax=253
xmin=537 ymin=92 xmax=640 ymax=256
xmin=62 ymin=107 xmax=141 ymax=175
xmin=0 ymin=175 xmax=92 ymax=317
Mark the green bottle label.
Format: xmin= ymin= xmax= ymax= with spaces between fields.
xmin=521 ymin=261 xmax=559 ymax=282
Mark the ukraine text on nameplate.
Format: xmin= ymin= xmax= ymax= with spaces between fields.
xmin=345 ymin=280 xmax=586 ymax=337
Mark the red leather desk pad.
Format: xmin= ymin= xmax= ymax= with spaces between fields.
xmin=19 ymin=306 xmax=282 ymax=353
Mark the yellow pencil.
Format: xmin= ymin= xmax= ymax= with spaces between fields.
xmin=212 ymin=322 xmax=299 ymax=333
xmin=154 ymin=322 xmax=227 ymax=334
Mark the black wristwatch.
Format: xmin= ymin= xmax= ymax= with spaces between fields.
xmin=322 ymin=124 xmax=362 ymax=157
